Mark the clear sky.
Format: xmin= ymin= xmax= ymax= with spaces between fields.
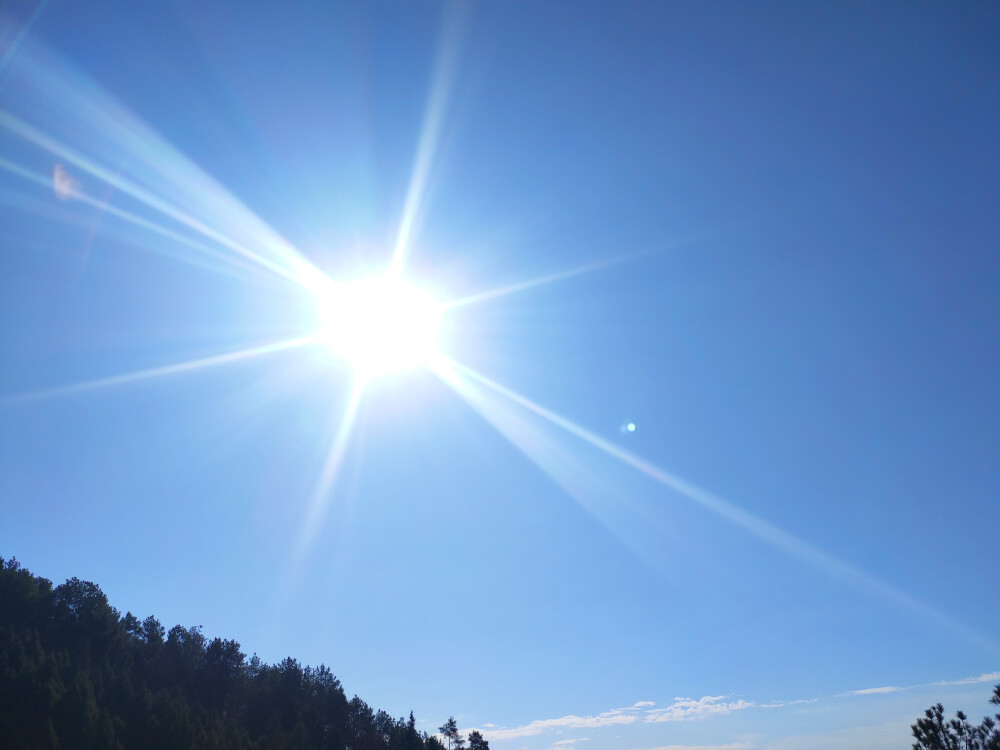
xmin=1 ymin=2 xmax=998 ymax=749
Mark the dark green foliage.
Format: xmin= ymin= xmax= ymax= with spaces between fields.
xmin=438 ymin=716 xmax=461 ymax=750
xmin=0 ymin=557 xmax=450 ymax=750
xmin=912 ymin=684 xmax=1000 ymax=750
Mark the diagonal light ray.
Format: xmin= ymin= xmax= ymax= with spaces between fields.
xmin=293 ymin=378 xmax=365 ymax=566
xmin=0 ymin=0 xmax=51 ymax=80
xmin=0 ymin=335 xmax=319 ymax=406
xmin=441 ymin=228 xmax=720 ymax=310
xmin=442 ymin=249 xmax=655 ymax=310
xmin=389 ymin=5 xmax=466 ymax=275
xmin=0 ymin=157 xmax=283 ymax=284
xmin=433 ymin=357 xmax=999 ymax=655
xmin=0 ymin=110 xmax=309 ymax=289
xmin=433 ymin=352 xmax=666 ymax=576
xmin=0 ymin=39 xmax=330 ymax=294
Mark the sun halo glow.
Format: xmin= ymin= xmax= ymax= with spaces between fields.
xmin=316 ymin=275 xmax=443 ymax=380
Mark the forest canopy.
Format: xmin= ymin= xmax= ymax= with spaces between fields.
xmin=0 ymin=557 xmax=479 ymax=750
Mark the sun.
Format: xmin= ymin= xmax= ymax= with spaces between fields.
xmin=316 ymin=274 xmax=443 ymax=379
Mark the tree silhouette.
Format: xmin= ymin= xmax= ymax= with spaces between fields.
xmin=912 ymin=683 xmax=1000 ymax=750
xmin=439 ymin=716 xmax=461 ymax=750
xmin=0 ymin=556 xmax=444 ymax=750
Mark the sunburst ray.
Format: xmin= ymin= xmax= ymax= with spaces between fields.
xmin=389 ymin=5 xmax=466 ymax=275
xmin=432 ymin=356 xmax=999 ymax=654
xmin=0 ymin=335 xmax=318 ymax=406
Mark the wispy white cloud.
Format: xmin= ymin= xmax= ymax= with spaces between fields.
xmin=843 ymin=686 xmax=903 ymax=696
xmin=482 ymin=705 xmax=644 ymax=741
xmin=930 ymin=672 xmax=1000 ymax=687
xmin=483 ymin=701 xmax=656 ymax=744
xmin=483 ymin=696 xmax=753 ymax=743
xmin=608 ymin=703 xmax=656 ymax=715
xmin=549 ymin=739 xmax=588 ymax=748
xmin=759 ymin=698 xmax=819 ymax=709
xmin=483 ymin=672 xmax=998 ymax=748
xmin=644 ymin=696 xmax=753 ymax=724
xmin=839 ymin=670 xmax=1000 ymax=698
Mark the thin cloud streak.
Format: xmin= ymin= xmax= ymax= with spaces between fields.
xmin=840 ymin=670 xmax=1000 ymax=697
xmin=759 ymin=699 xmax=818 ymax=709
xmin=481 ymin=698 xmax=751 ymax=743
xmin=481 ymin=704 xmax=649 ymax=741
xmin=931 ymin=672 xmax=1000 ymax=687
xmin=479 ymin=670 xmax=998 ymax=746
xmin=644 ymin=697 xmax=753 ymax=724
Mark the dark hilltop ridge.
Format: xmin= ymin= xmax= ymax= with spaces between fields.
xmin=4 ymin=555 xmax=997 ymax=750
xmin=0 ymin=557 xmax=486 ymax=750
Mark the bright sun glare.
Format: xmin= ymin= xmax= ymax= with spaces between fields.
xmin=317 ymin=275 xmax=443 ymax=379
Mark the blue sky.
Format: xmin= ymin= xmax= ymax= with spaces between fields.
xmin=2 ymin=2 xmax=999 ymax=749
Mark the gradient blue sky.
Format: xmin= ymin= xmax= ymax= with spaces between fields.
xmin=2 ymin=2 xmax=998 ymax=749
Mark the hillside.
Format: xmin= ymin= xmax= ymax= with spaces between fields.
xmin=0 ymin=557 xmax=454 ymax=750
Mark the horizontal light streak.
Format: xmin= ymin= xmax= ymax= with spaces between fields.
xmin=0 ymin=335 xmax=319 ymax=406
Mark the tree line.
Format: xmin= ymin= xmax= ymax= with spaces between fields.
xmin=13 ymin=552 xmax=991 ymax=750
xmin=0 ymin=557 xmax=485 ymax=750
xmin=437 ymin=716 xmax=488 ymax=750
xmin=911 ymin=682 xmax=1000 ymax=750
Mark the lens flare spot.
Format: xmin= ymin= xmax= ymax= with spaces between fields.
xmin=53 ymin=163 xmax=80 ymax=200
